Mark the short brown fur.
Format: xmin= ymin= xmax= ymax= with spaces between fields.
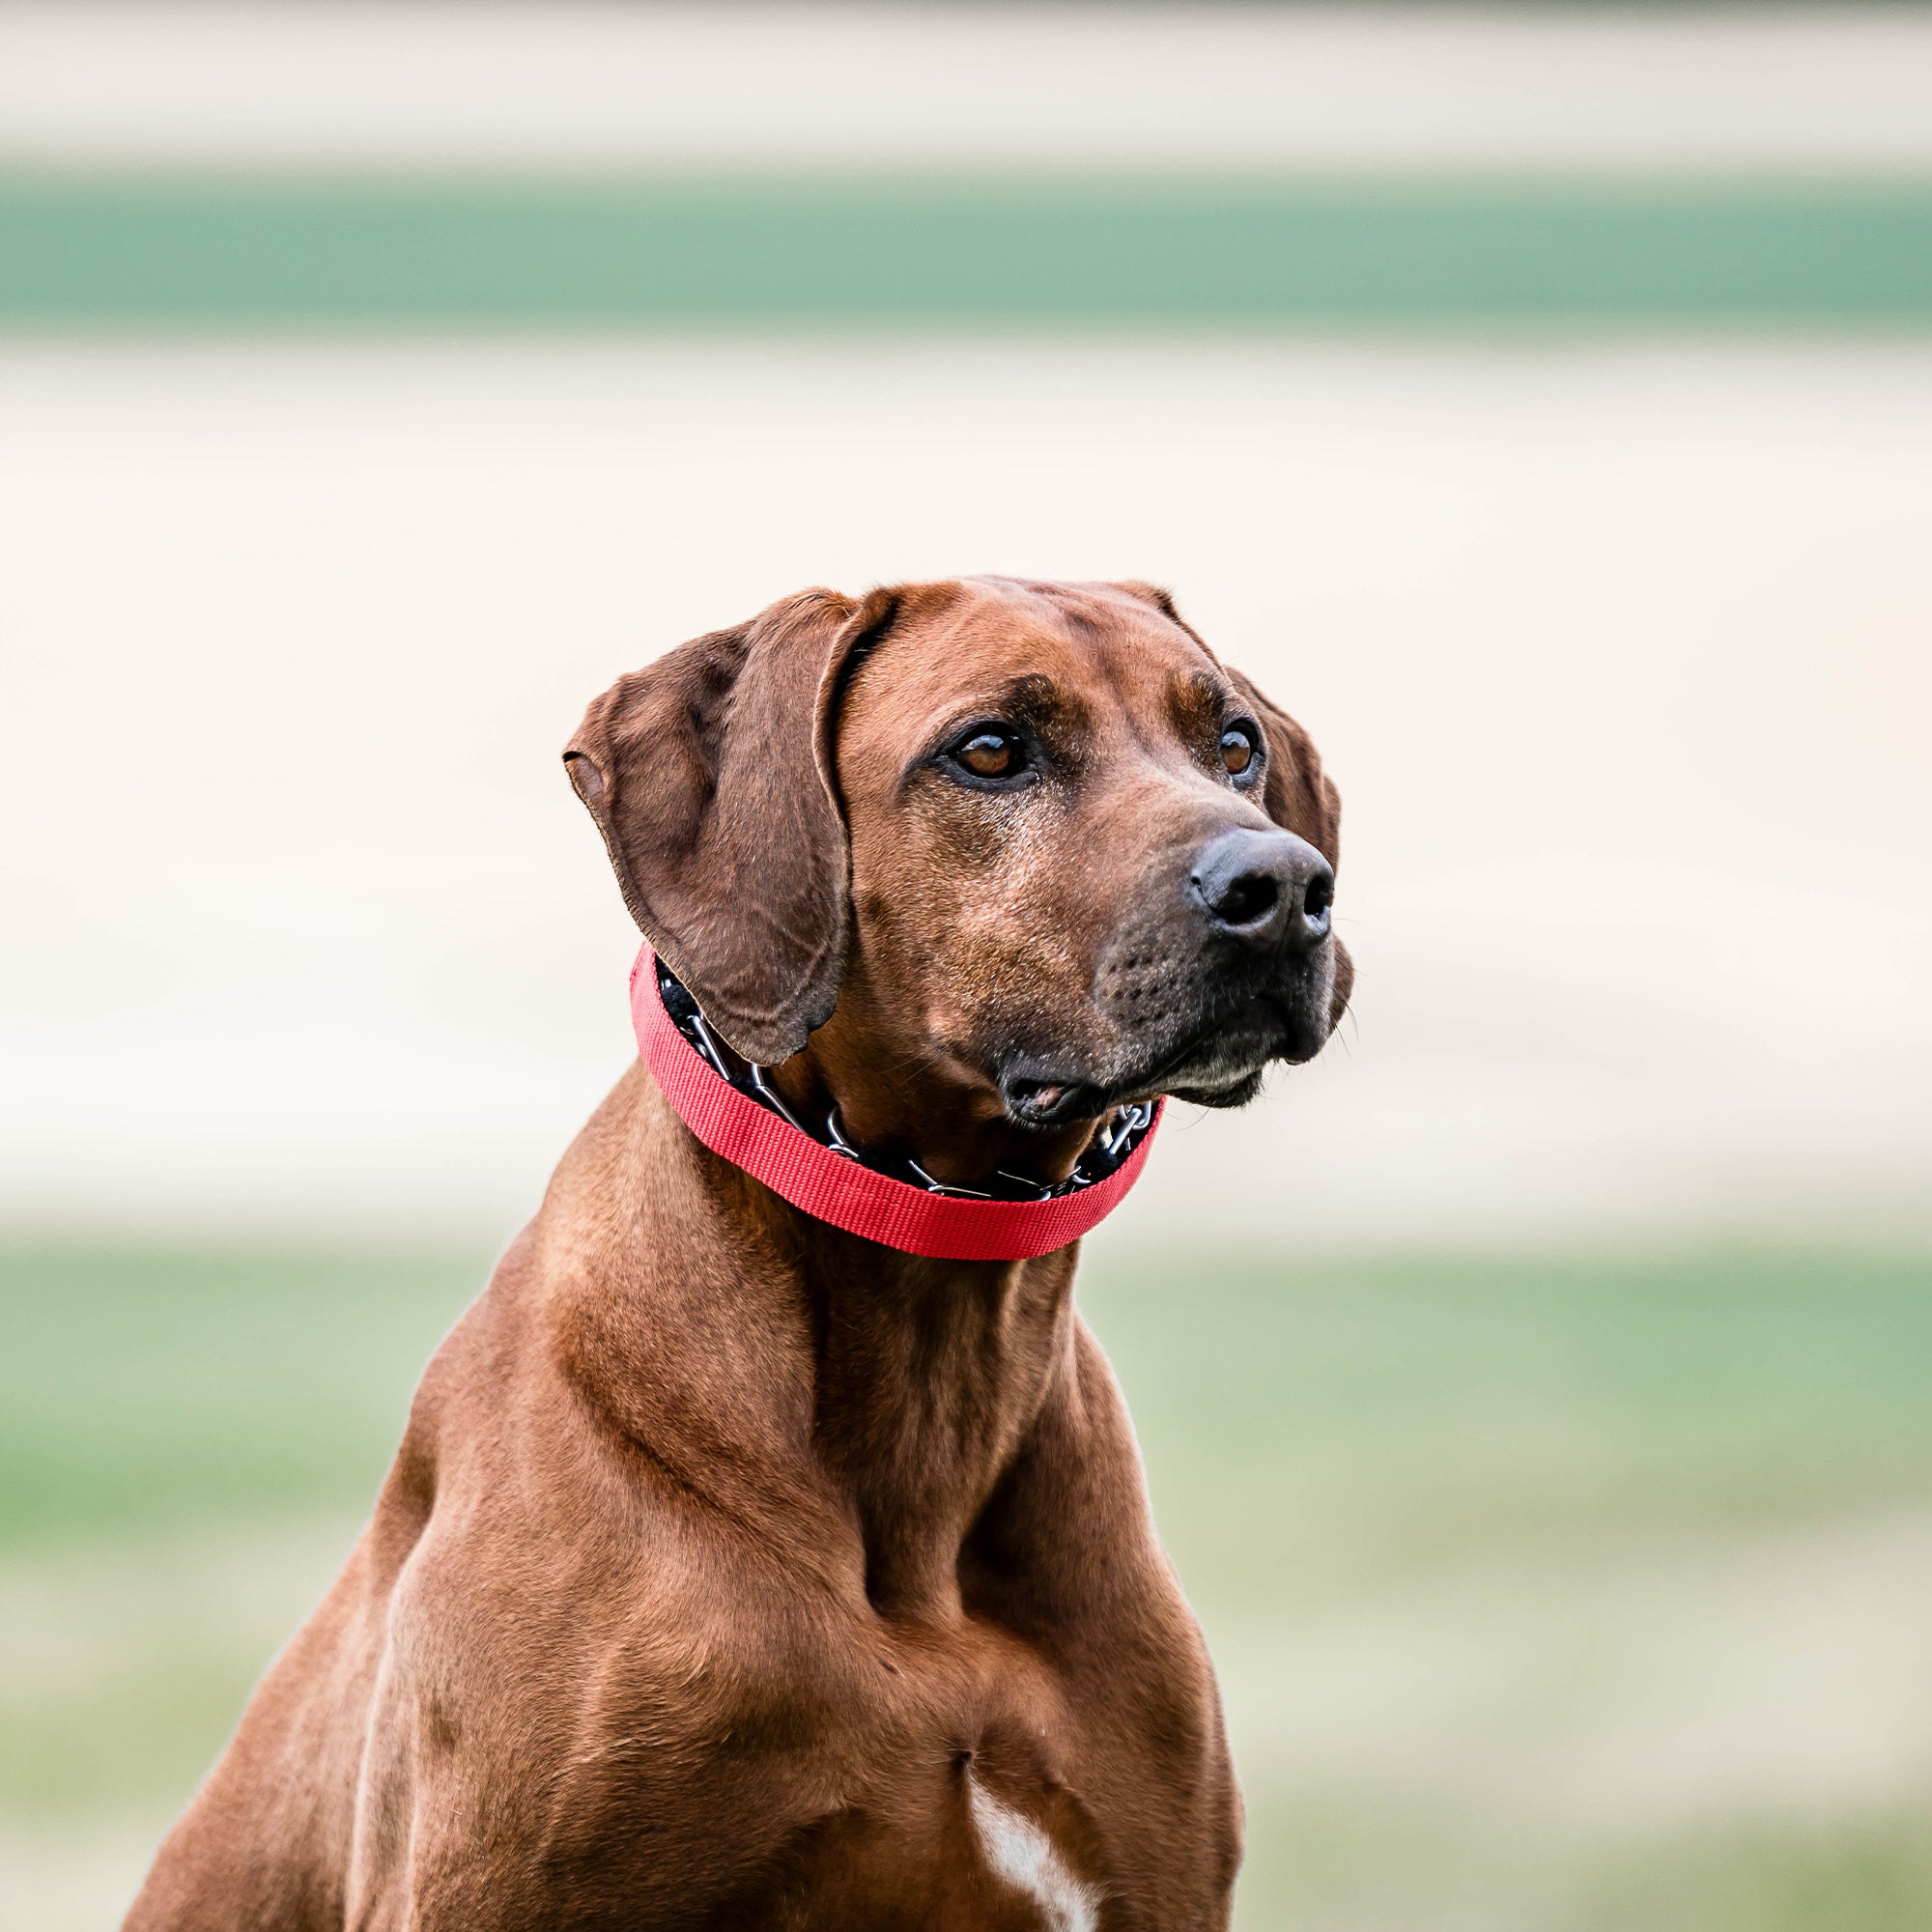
xmin=128 ymin=578 xmax=1349 ymax=1929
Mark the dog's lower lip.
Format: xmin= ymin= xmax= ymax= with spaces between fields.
xmin=1002 ymin=1003 xmax=1295 ymax=1122
xmin=1113 ymin=1012 xmax=1293 ymax=1101
xmin=1002 ymin=1075 xmax=1105 ymax=1126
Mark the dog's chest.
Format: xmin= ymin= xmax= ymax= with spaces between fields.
xmin=531 ymin=1605 xmax=1207 ymax=1930
xmin=750 ymin=1718 xmax=1110 ymax=1932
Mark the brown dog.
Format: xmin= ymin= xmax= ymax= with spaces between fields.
xmin=128 ymin=578 xmax=1349 ymax=1930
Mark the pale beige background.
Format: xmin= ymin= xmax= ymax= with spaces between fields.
xmin=5 ymin=341 xmax=1927 ymax=1248
xmin=7 ymin=1 xmax=1932 ymax=172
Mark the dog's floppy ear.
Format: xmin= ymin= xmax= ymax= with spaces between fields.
xmin=1226 ymin=668 xmax=1343 ymax=873
xmin=564 ymin=587 xmax=889 ymax=1064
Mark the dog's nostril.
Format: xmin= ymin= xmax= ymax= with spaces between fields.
xmin=1210 ymin=870 xmax=1278 ymax=928
xmin=1191 ymin=827 xmax=1331 ymax=949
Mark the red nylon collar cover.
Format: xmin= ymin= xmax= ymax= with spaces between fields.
xmin=630 ymin=947 xmax=1160 ymax=1262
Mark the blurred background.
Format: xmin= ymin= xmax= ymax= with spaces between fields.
xmin=3 ymin=4 xmax=1930 ymax=1926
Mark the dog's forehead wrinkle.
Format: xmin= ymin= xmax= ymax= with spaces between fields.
xmin=952 ymin=670 xmax=1083 ymax=739
xmin=963 ymin=572 xmax=1186 ymax=644
xmin=841 ymin=610 xmax=1232 ymax=833
xmin=958 ymin=572 xmax=1109 ymax=625
xmin=842 ymin=632 xmax=1089 ymax=773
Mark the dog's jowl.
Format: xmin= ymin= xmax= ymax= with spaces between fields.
xmin=127 ymin=579 xmax=1350 ymax=1931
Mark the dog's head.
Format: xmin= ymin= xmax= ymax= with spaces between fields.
xmin=567 ymin=578 xmax=1350 ymax=1178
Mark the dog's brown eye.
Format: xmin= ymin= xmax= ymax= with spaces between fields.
xmin=1220 ymin=726 xmax=1257 ymax=777
xmin=956 ymin=731 xmax=1019 ymax=779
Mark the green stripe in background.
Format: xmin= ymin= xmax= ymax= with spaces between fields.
xmin=5 ymin=176 xmax=1932 ymax=331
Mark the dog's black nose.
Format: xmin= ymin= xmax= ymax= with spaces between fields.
xmin=1188 ymin=828 xmax=1333 ymax=952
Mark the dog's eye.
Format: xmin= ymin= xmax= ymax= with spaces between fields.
xmin=953 ymin=730 xmax=1024 ymax=781
xmin=1219 ymin=724 xmax=1258 ymax=778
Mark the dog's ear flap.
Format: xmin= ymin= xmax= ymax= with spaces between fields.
xmin=564 ymin=588 xmax=886 ymax=1065
xmin=1225 ymin=668 xmax=1343 ymax=875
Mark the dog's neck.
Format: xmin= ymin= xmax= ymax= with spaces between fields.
xmin=553 ymin=1061 xmax=1091 ymax=1626
xmin=788 ymin=1226 xmax=1079 ymax=1619
xmin=766 ymin=998 xmax=1102 ymax=1616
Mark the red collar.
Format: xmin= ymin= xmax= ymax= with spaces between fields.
xmin=629 ymin=947 xmax=1161 ymax=1262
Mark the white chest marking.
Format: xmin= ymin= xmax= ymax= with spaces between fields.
xmin=965 ymin=1773 xmax=1102 ymax=1932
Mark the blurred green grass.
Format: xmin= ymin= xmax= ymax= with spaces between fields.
xmin=3 ymin=1244 xmax=1929 ymax=1928
xmin=0 ymin=1249 xmax=475 ymax=1546
xmin=7 ymin=176 xmax=1932 ymax=331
